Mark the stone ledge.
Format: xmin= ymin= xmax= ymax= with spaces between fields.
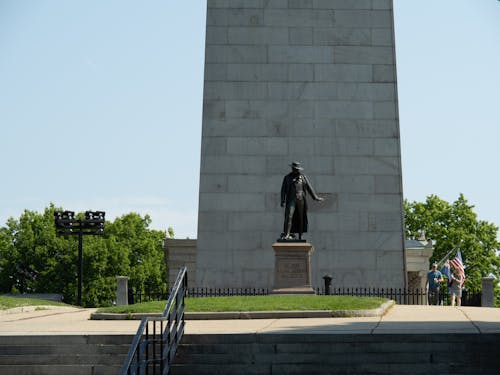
xmin=90 ymin=300 xmax=395 ymax=320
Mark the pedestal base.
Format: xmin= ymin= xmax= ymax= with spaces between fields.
xmin=272 ymin=242 xmax=315 ymax=294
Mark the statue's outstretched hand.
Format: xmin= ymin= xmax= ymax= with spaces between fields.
xmin=316 ymin=197 xmax=324 ymax=202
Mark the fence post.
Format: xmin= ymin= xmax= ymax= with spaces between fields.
xmin=116 ymin=276 xmax=129 ymax=306
xmin=481 ymin=277 xmax=495 ymax=307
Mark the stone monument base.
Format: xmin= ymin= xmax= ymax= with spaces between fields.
xmin=272 ymin=241 xmax=315 ymax=294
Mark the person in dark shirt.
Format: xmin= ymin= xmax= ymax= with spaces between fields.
xmin=427 ymin=263 xmax=444 ymax=305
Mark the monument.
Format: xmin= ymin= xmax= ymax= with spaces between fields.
xmin=273 ymin=161 xmax=322 ymax=293
xmin=195 ymin=0 xmax=406 ymax=289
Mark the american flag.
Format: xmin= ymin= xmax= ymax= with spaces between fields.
xmin=449 ymin=249 xmax=465 ymax=276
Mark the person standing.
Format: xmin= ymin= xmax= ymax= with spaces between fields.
xmin=427 ymin=262 xmax=444 ymax=305
xmin=449 ymin=269 xmax=465 ymax=306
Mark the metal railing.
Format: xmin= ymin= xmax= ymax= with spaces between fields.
xmin=130 ymin=284 xmax=482 ymax=307
xmin=315 ymin=287 xmax=428 ymax=305
xmin=120 ymin=266 xmax=187 ymax=375
xmin=188 ymin=287 xmax=269 ymax=297
xmin=314 ymin=286 xmax=481 ymax=306
xmin=132 ymin=287 xmax=269 ymax=303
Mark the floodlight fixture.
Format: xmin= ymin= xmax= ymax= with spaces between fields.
xmin=53 ymin=209 xmax=106 ymax=306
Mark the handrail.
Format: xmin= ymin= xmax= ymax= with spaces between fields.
xmin=163 ymin=266 xmax=187 ymax=317
xmin=120 ymin=266 xmax=187 ymax=375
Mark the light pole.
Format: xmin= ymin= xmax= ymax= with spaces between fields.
xmin=54 ymin=210 xmax=105 ymax=306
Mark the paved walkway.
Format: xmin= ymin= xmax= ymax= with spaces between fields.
xmin=0 ymin=305 xmax=499 ymax=336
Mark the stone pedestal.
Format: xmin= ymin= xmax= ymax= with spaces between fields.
xmin=272 ymin=242 xmax=315 ymax=294
xmin=481 ymin=277 xmax=495 ymax=307
xmin=116 ymin=276 xmax=129 ymax=306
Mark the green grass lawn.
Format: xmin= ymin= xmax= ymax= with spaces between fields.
xmin=0 ymin=295 xmax=69 ymax=310
xmin=96 ymin=295 xmax=388 ymax=314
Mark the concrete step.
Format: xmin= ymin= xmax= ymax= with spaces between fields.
xmin=0 ymin=364 xmax=123 ymax=375
xmin=0 ymin=344 xmax=127 ymax=356
xmin=0 ymin=354 xmax=127 ymax=365
xmin=175 ymin=351 xmax=480 ymax=365
xmin=0 ymin=335 xmax=134 ymax=346
xmin=2 ymin=332 xmax=499 ymax=375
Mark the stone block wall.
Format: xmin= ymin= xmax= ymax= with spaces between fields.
xmin=165 ymin=239 xmax=197 ymax=287
xmin=197 ymin=0 xmax=405 ymax=289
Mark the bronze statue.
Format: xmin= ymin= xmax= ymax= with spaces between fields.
xmin=280 ymin=162 xmax=323 ymax=240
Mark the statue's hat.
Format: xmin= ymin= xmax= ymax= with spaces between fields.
xmin=290 ymin=161 xmax=303 ymax=170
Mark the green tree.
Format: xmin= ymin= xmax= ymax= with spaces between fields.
xmin=404 ymin=194 xmax=500 ymax=293
xmin=0 ymin=205 xmax=73 ymax=295
xmin=0 ymin=206 xmax=169 ymax=307
xmin=105 ymin=213 xmax=167 ymax=301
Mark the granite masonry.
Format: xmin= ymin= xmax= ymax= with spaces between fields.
xmin=195 ymin=0 xmax=406 ymax=289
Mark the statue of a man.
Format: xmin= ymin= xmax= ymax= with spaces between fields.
xmin=280 ymin=162 xmax=323 ymax=240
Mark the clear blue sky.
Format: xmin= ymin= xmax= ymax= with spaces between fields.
xmin=0 ymin=1 xmax=499 ymax=239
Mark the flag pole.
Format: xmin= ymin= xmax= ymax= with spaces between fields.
xmin=435 ymin=246 xmax=459 ymax=268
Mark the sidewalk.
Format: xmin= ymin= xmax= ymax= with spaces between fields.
xmin=0 ymin=305 xmax=499 ymax=336
xmin=185 ymin=305 xmax=500 ymax=335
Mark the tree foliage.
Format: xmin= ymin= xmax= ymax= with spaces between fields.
xmin=0 ymin=204 xmax=168 ymax=307
xmin=404 ymin=194 xmax=500 ymax=293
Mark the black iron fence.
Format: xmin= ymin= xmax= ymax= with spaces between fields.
xmin=439 ymin=288 xmax=482 ymax=306
xmin=316 ymin=287 xmax=481 ymax=306
xmin=188 ymin=287 xmax=270 ymax=297
xmin=132 ymin=287 xmax=270 ymax=304
xmin=316 ymin=287 xmax=428 ymax=305
xmin=131 ymin=286 xmax=481 ymax=306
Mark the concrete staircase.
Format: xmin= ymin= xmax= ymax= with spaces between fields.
xmin=171 ymin=333 xmax=500 ymax=375
xmin=1 ymin=332 xmax=498 ymax=374
xmin=0 ymin=334 xmax=133 ymax=375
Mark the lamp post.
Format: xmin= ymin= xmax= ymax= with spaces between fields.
xmin=54 ymin=210 xmax=105 ymax=306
